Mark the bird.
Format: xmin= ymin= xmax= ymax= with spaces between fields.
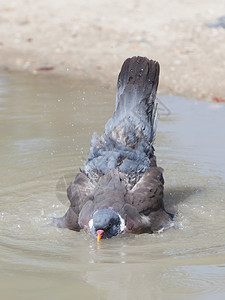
xmin=54 ymin=56 xmax=173 ymax=241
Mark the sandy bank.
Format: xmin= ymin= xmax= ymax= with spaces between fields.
xmin=0 ymin=0 xmax=225 ymax=101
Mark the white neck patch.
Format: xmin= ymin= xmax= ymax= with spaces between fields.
xmin=88 ymin=218 xmax=93 ymax=230
xmin=118 ymin=213 xmax=126 ymax=232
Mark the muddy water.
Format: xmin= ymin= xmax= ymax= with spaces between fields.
xmin=0 ymin=72 xmax=225 ymax=300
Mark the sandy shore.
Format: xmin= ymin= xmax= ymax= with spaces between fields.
xmin=0 ymin=0 xmax=225 ymax=101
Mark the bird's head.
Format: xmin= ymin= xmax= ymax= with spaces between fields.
xmin=89 ymin=208 xmax=125 ymax=241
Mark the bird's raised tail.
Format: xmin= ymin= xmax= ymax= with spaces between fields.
xmin=84 ymin=56 xmax=160 ymax=183
xmin=105 ymin=56 xmax=159 ymax=147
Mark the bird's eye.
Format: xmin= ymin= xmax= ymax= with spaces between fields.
xmin=108 ymin=223 xmax=112 ymax=228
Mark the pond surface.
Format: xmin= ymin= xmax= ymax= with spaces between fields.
xmin=0 ymin=71 xmax=225 ymax=300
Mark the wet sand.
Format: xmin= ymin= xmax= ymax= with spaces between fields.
xmin=0 ymin=0 xmax=225 ymax=101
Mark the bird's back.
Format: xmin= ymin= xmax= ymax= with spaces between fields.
xmin=84 ymin=56 xmax=160 ymax=186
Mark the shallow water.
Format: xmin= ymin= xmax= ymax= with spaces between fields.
xmin=0 ymin=71 xmax=225 ymax=300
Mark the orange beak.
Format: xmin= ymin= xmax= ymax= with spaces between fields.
xmin=96 ymin=229 xmax=104 ymax=241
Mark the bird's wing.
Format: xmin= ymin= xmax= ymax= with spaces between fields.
xmin=126 ymin=158 xmax=164 ymax=215
xmin=67 ymin=172 xmax=95 ymax=210
xmin=125 ymin=156 xmax=172 ymax=232
xmin=53 ymin=206 xmax=79 ymax=231
xmin=54 ymin=172 xmax=95 ymax=231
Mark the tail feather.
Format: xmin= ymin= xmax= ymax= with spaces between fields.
xmin=105 ymin=56 xmax=159 ymax=149
xmin=84 ymin=56 xmax=160 ymax=182
xmin=116 ymin=56 xmax=159 ymax=114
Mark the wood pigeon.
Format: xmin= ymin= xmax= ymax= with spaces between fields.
xmin=54 ymin=56 xmax=173 ymax=240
